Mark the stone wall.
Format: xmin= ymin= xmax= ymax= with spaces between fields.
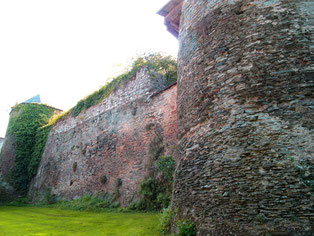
xmin=0 ymin=135 xmax=14 ymax=180
xmin=174 ymin=0 xmax=313 ymax=235
xmin=29 ymin=68 xmax=177 ymax=206
xmin=0 ymin=108 xmax=20 ymax=180
xmin=0 ymin=138 xmax=4 ymax=152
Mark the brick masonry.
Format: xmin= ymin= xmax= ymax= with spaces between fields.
xmin=29 ymin=68 xmax=177 ymax=206
xmin=173 ymin=0 xmax=313 ymax=235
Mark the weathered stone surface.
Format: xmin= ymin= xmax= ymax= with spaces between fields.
xmin=173 ymin=0 xmax=313 ymax=235
xmin=0 ymin=138 xmax=4 ymax=153
xmin=29 ymin=68 xmax=177 ymax=206
xmin=0 ymin=108 xmax=22 ymax=180
xmin=0 ymin=134 xmax=14 ymax=181
xmin=0 ymin=176 xmax=14 ymax=202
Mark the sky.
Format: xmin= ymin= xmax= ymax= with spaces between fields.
xmin=0 ymin=0 xmax=178 ymax=137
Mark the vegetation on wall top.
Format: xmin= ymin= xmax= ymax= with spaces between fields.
xmin=48 ymin=53 xmax=177 ymax=122
xmin=70 ymin=52 xmax=177 ymax=117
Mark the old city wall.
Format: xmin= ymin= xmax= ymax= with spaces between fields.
xmin=29 ymin=68 xmax=177 ymax=206
xmin=0 ymin=135 xmax=15 ymax=180
xmin=174 ymin=0 xmax=313 ymax=235
xmin=0 ymin=138 xmax=4 ymax=153
xmin=0 ymin=108 xmax=21 ymax=179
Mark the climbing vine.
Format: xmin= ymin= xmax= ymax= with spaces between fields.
xmin=28 ymin=124 xmax=53 ymax=178
xmin=6 ymin=104 xmax=56 ymax=193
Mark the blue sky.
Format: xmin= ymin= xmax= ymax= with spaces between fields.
xmin=0 ymin=0 xmax=178 ymax=137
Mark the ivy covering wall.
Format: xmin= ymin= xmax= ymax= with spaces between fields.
xmin=5 ymin=104 xmax=57 ymax=193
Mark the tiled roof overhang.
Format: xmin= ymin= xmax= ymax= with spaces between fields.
xmin=157 ymin=0 xmax=183 ymax=38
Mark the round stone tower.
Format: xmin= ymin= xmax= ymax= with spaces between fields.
xmin=173 ymin=0 xmax=313 ymax=234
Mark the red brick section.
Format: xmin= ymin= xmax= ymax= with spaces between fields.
xmin=29 ymin=71 xmax=177 ymax=207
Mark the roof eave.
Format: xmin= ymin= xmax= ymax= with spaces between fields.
xmin=157 ymin=0 xmax=183 ymax=38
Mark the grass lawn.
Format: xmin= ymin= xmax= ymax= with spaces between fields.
xmin=0 ymin=206 xmax=159 ymax=235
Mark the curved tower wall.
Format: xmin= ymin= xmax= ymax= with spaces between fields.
xmin=174 ymin=0 xmax=313 ymax=234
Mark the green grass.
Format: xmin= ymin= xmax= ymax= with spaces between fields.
xmin=0 ymin=206 xmax=159 ymax=235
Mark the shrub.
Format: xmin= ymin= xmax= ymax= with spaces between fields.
xmin=133 ymin=155 xmax=176 ymax=211
xmin=157 ymin=155 xmax=175 ymax=184
xmin=55 ymin=193 xmax=115 ymax=211
xmin=138 ymin=177 xmax=160 ymax=210
xmin=157 ymin=193 xmax=171 ymax=209
xmin=156 ymin=155 xmax=175 ymax=209
xmin=109 ymin=201 xmax=120 ymax=208
xmin=177 ymin=220 xmax=196 ymax=236
xmin=42 ymin=188 xmax=56 ymax=205
xmin=6 ymin=197 xmax=28 ymax=206
xmin=127 ymin=200 xmax=141 ymax=211
xmin=159 ymin=207 xmax=174 ymax=235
